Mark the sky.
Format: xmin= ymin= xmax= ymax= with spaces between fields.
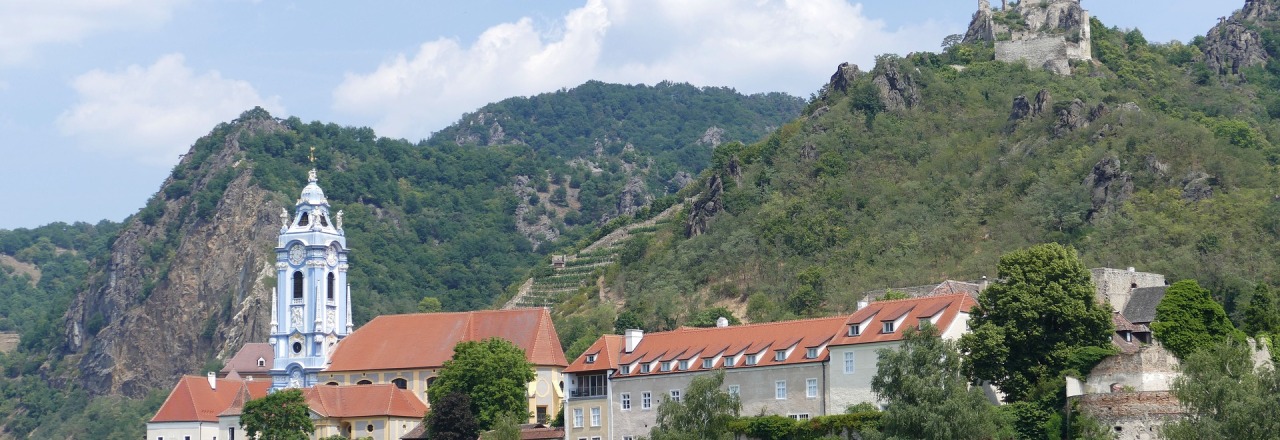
xmin=0 ymin=0 xmax=1241 ymax=229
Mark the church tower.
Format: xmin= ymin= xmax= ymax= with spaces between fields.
xmin=269 ymin=168 xmax=353 ymax=390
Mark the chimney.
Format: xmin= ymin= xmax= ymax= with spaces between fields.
xmin=856 ymin=300 xmax=869 ymax=310
xmin=207 ymin=371 xmax=217 ymax=390
xmin=624 ymin=329 xmax=644 ymax=353
xmin=979 ymin=275 xmax=990 ymax=292
xmin=715 ymin=317 xmax=729 ymax=328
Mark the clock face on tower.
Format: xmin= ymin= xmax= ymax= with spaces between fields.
xmin=288 ymin=243 xmax=305 ymax=265
xmin=325 ymin=243 xmax=338 ymax=266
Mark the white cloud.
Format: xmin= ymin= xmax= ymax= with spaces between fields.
xmin=0 ymin=0 xmax=184 ymax=66
xmin=57 ymin=53 xmax=284 ymax=166
xmin=332 ymin=0 xmax=955 ymax=141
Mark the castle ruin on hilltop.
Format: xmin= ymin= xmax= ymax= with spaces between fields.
xmin=963 ymin=0 xmax=1092 ymax=75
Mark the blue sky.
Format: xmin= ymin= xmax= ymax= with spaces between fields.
xmin=0 ymin=0 xmax=1240 ymax=229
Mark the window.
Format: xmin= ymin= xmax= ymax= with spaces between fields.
xmin=642 ymin=392 xmax=652 ymax=409
xmin=806 ymin=347 xmax=818 ymax=359
xmin=727 ymin=385 xmax=739 ymax=396
xmin=292 ymin=271 xmax=304 ymax=300
xmin=325 ymin=381 xmax=339 ymax=386
xmin=882 ymin=321 xmax=895 ymax=333
xmin=641 ymin=364 xmax=651 ymax=373
xmin=661 ymin=361 xmax=672 ymax=372
xmin=575 ymin=373 xmax=607 ymax=397
xmin=592 ymin=437 xmax=601 ymax=440
xmin=621 ymin=392 xmax=631 ymax=410
xmin=392 ymin=378 xmax=407 ymax=389
xmin=326 ymin=273 xmax=335 ymax=300
xmin=185 ymin=436 xmax=191 ymax=440
xmin=585 ymin=354 xmax=597 ymax=363
xmin=774 ymin=350 xmax=786 ymax=361
xmin=843 ymin=351 xmax=855 ymax=374
xmin=624 ymin=437 xmax=634 ymax=440
xmin=537 ymin=406 xmax=548 ymax=424
xmin=292 ymin=342 xmax=303 ymax=354
xmin=775 ymin=380 xmax=787 ymax=399
xmin=298 ymin=212 xmax=309 ymax=226
xmin=724 ymin=356 xmax=735 ymax=367
xmin=702 ymin=359 xmax=713 ymax=369
xmin=573 ymin=408 xmax=584 ymax=428
xmin=806 ymin=378 xmax=818 ymax=398
xmin=678 ymin=360 xmax=689 ymax=370
xmin=789 ymin=413 xmax=811 ymax=421
xmin=746 ymin=354 xmax=757 ymax=366
xmin=356 ymin=379 xmax=373 ymax=385
xmin=670 ymin=390 xmax=682 ymax=402
xmin=229 ymin=427 xmax=235 ymax=440
xmin=257 ymin=357 xmax=266 ymax=367
xmin=848 ymin=324 xmax=861 ymax=336
xmin=590 ymin=407 xmax=601 ymax=427
xmin=620 ymin=365 xmax=630 ymax=374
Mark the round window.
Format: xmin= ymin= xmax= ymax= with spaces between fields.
xmin=292 ymin=342 xmax=303 ymax=354
xmin=367 ymin=424 xmax=374 ymax=432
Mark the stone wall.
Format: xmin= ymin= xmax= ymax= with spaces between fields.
xmin=996 ymin=37 xmax=1072 ymax=74
xmin=1078 ymin=391 xmax=1181 ymax=440
xmin=1086 ymin=342 xmax=1179 ymax=393
xmin=1090 ymin=268 xmax=1165 ymax=312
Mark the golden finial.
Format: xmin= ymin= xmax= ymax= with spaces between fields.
xmin=309 ymin=146 xmax=316 ymax=164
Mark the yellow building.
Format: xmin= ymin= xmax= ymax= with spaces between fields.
xmin=319 ymin=308 xmax=569 ymax=424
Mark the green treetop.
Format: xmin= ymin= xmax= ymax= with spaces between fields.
xmin=648 ymin=370 xmax=741 ymax=440
xmin=1150 ymin=279 xmax=1245 ymax=359
xmin=241 ymin=389 xmax=314 ymax=440
xmin=958 ymin=243 xmax=1114 ymax=402
xmin=427 ymin=337 xmax=536 ymax=429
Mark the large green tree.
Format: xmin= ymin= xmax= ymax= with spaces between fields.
xmin=958 ymin=243 xmax=1113 ymax=402
xmin=1150 ymin=279 xmax=1245 ymax=359
xmin=1243 ymin=283 xmax=1280 ymax=338
xmin=241 ymin=389 xmax=314 ymax=440
xmin=1162 ymin=340 xmax=1280 ymax=439
xmin=648 ymin=370 xmax=741 ymax=440
xmin=427 ymin=337 xmax=536 ymax=429
xmin=871 ymin=325 xmax=1013 ymax=440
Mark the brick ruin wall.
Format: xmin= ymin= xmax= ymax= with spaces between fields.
xmin=1078 ymin=391 xmax=1181 ymax=440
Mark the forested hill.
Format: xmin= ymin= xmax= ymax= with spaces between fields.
xmin=558 ymin=2 xmax=1280 ymax=343
xmin=0 ymin=82 xmax=801 ymax=437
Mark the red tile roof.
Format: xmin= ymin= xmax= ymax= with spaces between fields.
xmin=303 ymin=384 xmax=428 ymax=418
xmin=566 ymin=316 xmax=847 ymax=375
xmin=221 ymin=342 xmax=274 ymax=376
xmin=830 ymin=294 xmax=977 ymax=346
xmin=327 ymin=308 xmax=568 ymax=372
xmin=150 ymin=376 xmax=271 ymax=423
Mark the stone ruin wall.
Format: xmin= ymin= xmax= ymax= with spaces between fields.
xmin=1089 ymin=268 xmax=1165 ymax=312
xmin=1078 ymin=391 xmax=1180 ymax=440
xmin=1086 ymin=343 xmax=1179 ymax=393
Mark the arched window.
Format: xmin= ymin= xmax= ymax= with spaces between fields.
xmin=257 ymin=358 xmax=265 ymax=368
xmin=298 ymin=212 xmax=309 ymax=226
xmin=292 ymin=271 xmax=304 ymax=300
xmin=319 ymin=214 xmax=329 ymax=227
xmin=357 ymin=380 xmax=373 ymax=385
xmin=326 ymin=381 xmax=339 ymax=386
xmin=426 ymin=377 xmax=437 ymax=389
xmin=327 ymin=273 xmax=335 ymax=300
xmin=392 ymin=378 xmax=407 ymax=389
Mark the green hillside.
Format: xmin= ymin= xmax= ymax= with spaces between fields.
xmin=563 ymin=18 xmax=1280 ymax=344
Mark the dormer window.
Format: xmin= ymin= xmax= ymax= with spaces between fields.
xmin=620 ymin=365 xmax=630 ymax=374
xmin=724 ymin=357 xmax=736 ymax=367
xmin=702 ymin=359 xmax=713 ymax=369
xmin=774 ymin=350 xmax=786 ymax=361
xmin=746 ymin=354 xmax=758 ymax=366
xmin=677 ymin=360 xmax=688 ymax=370
xmin=585 ymin=354 xmax=597 ymax=364
xmin=805 ymin=348 xmax=818 ymax=359
xmin=848 ymin=325 xmax=861 ymax=336
xmin=882 ymin=322 xmax=895 ymax=333
xmin=298 ymin=212 xmax=310 ymax=226
xmin=1123 ymin=331 xmax=1132 ymax=342
xmin=257 ymin=358 xmax=266 ymax=367
xmin=661 ymin=361 xmax=672 ymax=372
xmin=641 ymin=364 xmax=651 ymax=374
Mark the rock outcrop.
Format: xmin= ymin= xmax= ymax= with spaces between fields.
xmin=1202 ymin=0 xmax=1278 ymax=76
xmin=616 ymin=176 xmax=654 ymax=217
xmin=685 ymin=174 xmax=724 ymax=237
xmin=1181 ymin=171 xmax=1215 ymax=202
xmin=697 ymin=126 xmax=726 ymax=148
xmin=64 ymin=114 xmax=285 ymax=397
xmin=826 ymin=62 xmax=864 ymax=96
xmin=1054 ymin=99 xmax=1091 ymax=137
xmin=1083 ymin=155 xmax=1133 ymax=221
xmin=872 ymin=60 xmax=921 ymax=111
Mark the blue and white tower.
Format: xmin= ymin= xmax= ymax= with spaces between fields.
xmin=269 ymin=168 xmax=353 ymax=390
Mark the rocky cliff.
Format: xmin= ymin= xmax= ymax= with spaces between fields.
xmin=963 ymin=0 xmax=1091 ymax=75
xmin=1202 ymin=0 xmax=1279 ymax=76
xmin=62 ymin=114 xmax=286 ymax=397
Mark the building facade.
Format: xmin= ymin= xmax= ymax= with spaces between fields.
xmin=269 ymin=168 xmax=354 ymax=390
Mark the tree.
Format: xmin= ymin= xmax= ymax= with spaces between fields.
xmin=1243 ymin=283 xmax=1280 ymax=337
xmin=648 ymin=370 xmax=741 ymax=440
xmin=241 ymin=389 xmax=314 ymax=440
xmin=417 ymin=296 xmax=443 ymax=313
xmin=1162 ymin=340 xmax=1280 ymax=439
xmin=872 ymin=324 xmax=1012 ymax=440
xmin=1150 ymin=279 xmax=1245 ymax=359
xmin=427 ymin=392 xmax=480 ymax=440
xmin=958 ymin=243 xmax=1113 ymax=402
xmin=428 ymin=337 xmax=536 ymax=429
xmin=482 ymin=412 xmax=522 ymax=440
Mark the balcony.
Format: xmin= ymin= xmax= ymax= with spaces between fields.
xmin=569 ymin=386 xmax=607 ymax=399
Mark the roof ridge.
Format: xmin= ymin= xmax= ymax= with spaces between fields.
xmin=665 ymin=314 xmax=847 ymax=334
xmin=866 ymin=292 xmax=971 ymax=306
